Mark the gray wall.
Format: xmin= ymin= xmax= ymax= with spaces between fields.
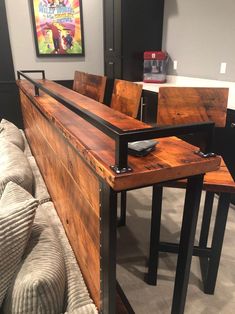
xmin=5 ymin=0 xmax=104 ymax=80
xmin=162 ymin=0 xmax=235 ymax=81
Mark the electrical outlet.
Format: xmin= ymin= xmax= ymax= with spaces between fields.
xmin=220 ymin=62 xmax=227 ymax=74
xmin=173 ymin=60 xmax=178 ymax=70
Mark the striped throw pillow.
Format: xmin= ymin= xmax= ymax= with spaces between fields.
xmin=0 ymin=119 xmax=25 ymax=151
xmin=3 ymin=211 xmax=66 ymax=313
xmin=28 ymin=156 xmax=51 ymax=204
xmin=67 ymin=304 xmax=98 ymax=313
xmin=38 ymin=202 xmax=98 ymax=313
xmin=0 ymin=139 xmax=34 ymax=198
xmin=0 ymin=181 xmax=38 ymax=307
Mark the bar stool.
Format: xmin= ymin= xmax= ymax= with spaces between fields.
xmin=110 ymin=79 xmax=143 ymax=226
xmin=110 ymin=79 xmax=143 ymax=118
xmin=146 ymin=87 xmax=234 ymax=296
xmin=73 ymin=75 xmax=142 ymax=225
xmin=73 ymin=70 xmax=85 ymax=96
xmin=73 ymin=71 xmax=107 ymax=103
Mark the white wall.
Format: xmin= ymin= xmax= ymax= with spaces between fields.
xmin=5 ymin=0 xmax=104 ymax=80
xmin=162 ymin=0 xmax=235 ymax=81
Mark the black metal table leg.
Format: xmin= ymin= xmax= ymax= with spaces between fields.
xmin=146 ymin=185 xmax=163 ymax=285
xmin=118 ymin=191 xmax=127 ymax=227
xmin=202 ymin=192 xmax=231 ymax=294
xmin=171 ymin=175 xmax=204 ymax=314
xmin=100 ymin=181 xmax=118 ymax=313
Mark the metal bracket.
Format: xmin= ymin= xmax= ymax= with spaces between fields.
xmin=194 ymin=150 xmax=216 ymax=158
xmin=110 ymin=165 xmax=132 ymax=174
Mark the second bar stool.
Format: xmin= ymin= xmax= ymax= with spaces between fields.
xmin=110 ymin=79 xmax=142 ymax=118
xmin=146 ymin=87 xmax=235 ymax=297
xmin=73 ymin=71 xmax=107 ymax=103
xmin=110 ymin=79 xmax=143 ymax=226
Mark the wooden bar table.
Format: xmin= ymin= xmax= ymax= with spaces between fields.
xmin=17 ymin=72 xmax=221 ymax=314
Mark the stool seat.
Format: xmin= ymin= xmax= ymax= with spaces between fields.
xmin=163 ymin=158 xmax=235 ymax=194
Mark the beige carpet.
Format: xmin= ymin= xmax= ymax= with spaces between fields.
xmin=117 ymin=187 xmax=235 ymax=314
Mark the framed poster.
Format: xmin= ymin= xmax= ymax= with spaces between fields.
xmin=30 ymin=0 xmax=85 ymax=56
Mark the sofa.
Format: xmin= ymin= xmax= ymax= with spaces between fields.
xmin=0 ymin=119 xmax=98 ymax=314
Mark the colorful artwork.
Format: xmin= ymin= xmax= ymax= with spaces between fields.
xmin=31 ymin=0 xmax=84 ymax=56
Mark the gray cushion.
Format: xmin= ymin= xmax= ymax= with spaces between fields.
xmin=37 ymin=202 xmax=97 ymax=313
xmin=67 ymin=304 xmax=98 ymax=313
xmin=3 ymin=210 xmax=66 ymax=314
xmin=28 ymin=156 xmax=51 ymax=204
xmin=0 ymin=119 xmax=25 ymax=151
xmin=0 ymin=139 xmax=34 ymax=198
xmin=20 ymin=130 xmax=32 ymax=158
xmin=0 ymin=182 xmax=38 ymax=307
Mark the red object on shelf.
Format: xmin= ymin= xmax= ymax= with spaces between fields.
xmin=144 ymin=51 xmax=168 ymax=61
xmin=143 ymin=51 xmax=168 ymax=83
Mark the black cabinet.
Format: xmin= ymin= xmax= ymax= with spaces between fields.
xmin=214 ymin=109 xmax=235 ymax=179
xmin=0 ymin=0 xmax=22 ymax=127
xmin=141 ymin=89 xmax=158 ymax=124
xmin=214 ymin=109 xmax=235 ymax=204
xmin=103 ymin=0 xmax=165 ymax=81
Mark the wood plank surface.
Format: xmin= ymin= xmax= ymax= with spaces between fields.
xmin=20 ymin=79 xmax=149 ymax=131
xmin=73 ymin=71 xmax=107 ymax=103
xmin=18 ymin=80 xmax=221 ymax=192
xmin=162 ymin=158 xmax=235 ymax=193
xmin=20 ymin=90 xmax=101 ymax=309
xmin=156 ymin=87 xmax=234 ymax=193
xmin=73 ymin=71 xmax=86 ymax=95
xmin=157 ymin=87 xmax=229 ymax=127
xmin=110 ymin=79 xmax=142 ymax=118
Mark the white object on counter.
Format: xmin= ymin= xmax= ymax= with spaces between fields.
xmin=136 ymin=75 xmax=235 ymax=110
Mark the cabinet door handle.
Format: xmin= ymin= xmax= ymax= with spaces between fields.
xmin=231 ymin=123 xmax=235 ymax=128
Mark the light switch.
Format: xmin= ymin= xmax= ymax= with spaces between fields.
xmin=173 ymin=60 xmax=178 ymax=70
xmin=220 ymin=62 xmax=226 ymax=74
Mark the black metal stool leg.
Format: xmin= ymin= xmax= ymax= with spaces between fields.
xmin=118 ymin=191 xmax=127 ymax=227
xmin=199 ymin=191 xmax=215 ymax=288
xmin=171 ymin=175 xmax=203 ymax=314
xmin=146 ymin=185 xmax=163 ymax=285
xmin=199 ymin=191 xmax=215 ymax=248
xmin=202 ymin=192 xmax=231 ymax=294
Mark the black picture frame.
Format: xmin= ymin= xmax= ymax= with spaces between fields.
xmin=30 ymin=0 xmax=85 ymax=57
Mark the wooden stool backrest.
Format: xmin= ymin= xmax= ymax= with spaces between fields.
xmin=73 ymin=71 xmax=107 ymax=103
xmin=157 ymin=87 xmax=229 ymax=127
xmin=73 ymin=71 xmax=86 ymax=95
xmin=110 ymin=79 xmax=143 ymax=118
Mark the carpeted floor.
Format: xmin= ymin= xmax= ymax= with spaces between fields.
xmin=117 ymin=187 xmax=235 ymax=313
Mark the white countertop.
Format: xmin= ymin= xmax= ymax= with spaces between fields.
xmin=136 ymin=75 xmax=235 ymax=110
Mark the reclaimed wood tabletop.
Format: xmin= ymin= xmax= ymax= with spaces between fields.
xmin=18 ymin=79 xmax=221 ymax=191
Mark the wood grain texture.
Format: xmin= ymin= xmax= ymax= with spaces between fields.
xmin=17 ymin=80 xmax=221 ymax=193
xmin=73 ymin=70 xmax=85 ymax=95
xmin=162 ymin=159 xmax=235 ymax=194
xmin=20 ymin=79 xmax=149 ymax=132
xmin=156 ymin=87 xmax=234 ymax=194
xmin=20 ymin=89 xmax=101 ymax=309
xmin=110 ymin=79 xmax=143 ymax=118
xmin=73 ymin=71 xmax=107 ymax=103
xmin=157 ymin=87 xmax=229 ymax=127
